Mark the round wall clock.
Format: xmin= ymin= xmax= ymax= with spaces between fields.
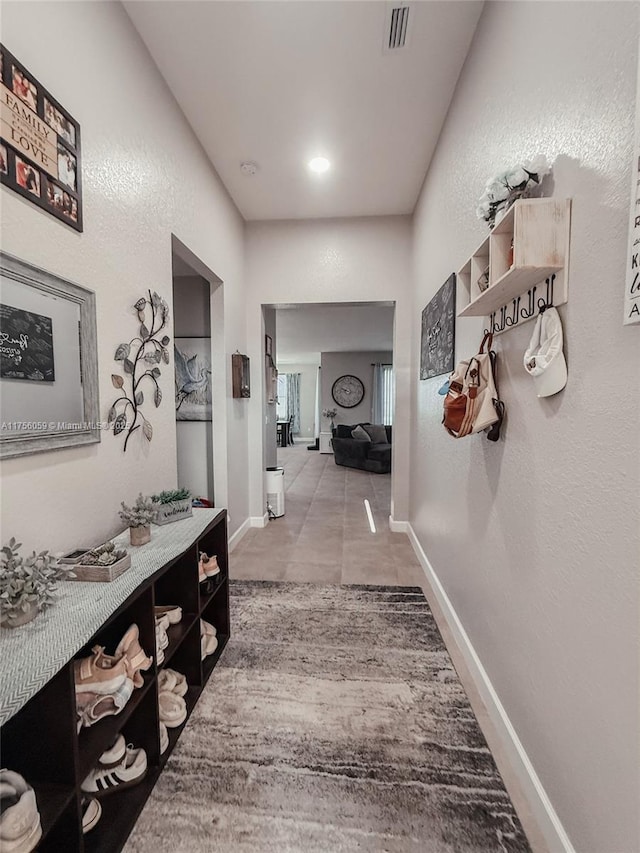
xmin=331 ymin=374 xmax=365 ymax=408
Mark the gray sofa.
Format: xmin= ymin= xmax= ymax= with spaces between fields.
xmin=331 ymin=423 xmax=392 ymax=474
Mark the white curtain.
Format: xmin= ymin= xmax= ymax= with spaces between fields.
xmin=314 ymin=366 xmax=321 ymax=438
xmin=372 ymin=363 xmax=394 ymax=425
xmin=286 ymin=373 xmax=301 ymax=436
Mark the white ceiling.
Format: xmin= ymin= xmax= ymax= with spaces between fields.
xmin=124 ymin=1 xmax=483 ymax=221
xmin=275 ymin=303 xmax=394 ymax=364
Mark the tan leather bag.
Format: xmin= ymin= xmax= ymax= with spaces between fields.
xmin=443 ymin=333 xmax=504 ymax=440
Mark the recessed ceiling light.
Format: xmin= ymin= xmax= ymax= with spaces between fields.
xmin=308 ymin=157 xmax=330 ymax=173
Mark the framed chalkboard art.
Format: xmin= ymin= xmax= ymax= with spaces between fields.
xmin=0 ymin=253 xmax=99 ymax=459
xmin=0 ymin=44 xmax=82 ymax=231
xmin=420 ymin=273 xmax=456 ymax=380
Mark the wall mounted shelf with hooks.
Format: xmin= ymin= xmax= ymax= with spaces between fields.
xmin=457 ymin=198 xmax=571 ymax=333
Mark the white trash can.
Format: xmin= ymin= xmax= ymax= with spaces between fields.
xmin=265 ymin=467 xmax=285 ymax=518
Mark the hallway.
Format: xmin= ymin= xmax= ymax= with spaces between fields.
xmin=230 ymin=443 xmax=424 ymax=586
xmin=229 ymin=442 xmax=548 ymax=853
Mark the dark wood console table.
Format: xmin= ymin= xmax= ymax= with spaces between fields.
xmin=0 ymin=508 xmax=229 ymax=852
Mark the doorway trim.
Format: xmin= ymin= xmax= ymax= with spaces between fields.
xmin=171 ymin=234 xmax=228 ymax=511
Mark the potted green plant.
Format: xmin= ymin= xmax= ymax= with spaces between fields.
xmin=119 ymin=493 xmax=156 ymax=546
xmin=151 ymin=488 xmax=193 ymax=526
xmin=72 ymin=541 xmax=131 ymax=582
xmin=0 ymin=538 xmax=75 ymax=628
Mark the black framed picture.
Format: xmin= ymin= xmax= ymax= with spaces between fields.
xmin=0 ymin=44 xmax=82 ymax=231
xmin=420 ymin=273 xmax=456 ymax=380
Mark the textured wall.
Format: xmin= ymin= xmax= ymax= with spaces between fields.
xmin=0 ymin=2 xmax=247 ymax=549
xmin=411 ymin=3 xmax=639 ymax=851
xmin=245 ymin=216 xmax=412 ymax=522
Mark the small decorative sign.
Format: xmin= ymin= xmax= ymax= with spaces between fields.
xmin=420 ymin=273 xmax=456 ymax=380
xmin=625 ymin=46 xmax=640 ymax=325
xmin=0 ymin=44 xmax=82 ymax=231
xmin=0 ymin=303 xmax=55 ymax=381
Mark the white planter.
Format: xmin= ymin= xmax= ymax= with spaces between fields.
xmin=153 ymin=499 xmax=192 ymax=526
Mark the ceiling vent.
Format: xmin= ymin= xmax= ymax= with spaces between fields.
xmin=383 ymin=3 xmax=411 ymax=52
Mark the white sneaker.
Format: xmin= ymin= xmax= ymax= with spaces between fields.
xmin=200 ymin=620 xmax=219 ymax=659
xmin=155 ymin=625 xmax=169 ymax=652
xmin=157 ymin=668 xmax=187 ymax=697
xmin=154 ymin=605 xmax=182 ymax=625
xmin=99 ymin=734 xmax=126 ymax=768
xmin=82 ymin=797 xmax=102 ymax=834
xmin=155 ymin=613 xmax=171 ymax=632
xmin=158 ymin=691 xmax=187 ymax=728
xmin=159 ymin=722 xmax=169 ymax=755
xmin=81 ymin=746 xmax=147 ymax=796
xmin=0 ymin=770 xmax=42 ymax=853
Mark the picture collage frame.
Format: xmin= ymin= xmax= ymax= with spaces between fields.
xmin=1 ymin=44 xmax=82 ymax=231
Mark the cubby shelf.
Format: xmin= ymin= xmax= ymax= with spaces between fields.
xmin=457 ymin=198 xmax=571 ymax=325
xmin=33 ymin=782 xmax=77 ymax=843
xmin=0 ymin=509 xmax=230 ymax=853
xmin=78 ymin=673 xmax=155 ymax=781
xmin=160 ymin=613 xmax=198 ymax=669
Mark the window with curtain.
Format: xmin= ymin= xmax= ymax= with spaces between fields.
xmin=276 ymin=374 xmax=288 ymax=420
xmin=372 ymin=363 xmax=394 ymax=425
xmin=276 ymin=373 xmax=301 ymax=435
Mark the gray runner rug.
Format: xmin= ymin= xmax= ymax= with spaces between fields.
xmin=126 ymin=581 xmax=531 ymax=852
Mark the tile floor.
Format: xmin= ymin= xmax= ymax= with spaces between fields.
xmin=229 ymin=441 xmax=549 ymax=853
xmin=230 ymin=442 xmax=424 ymax=586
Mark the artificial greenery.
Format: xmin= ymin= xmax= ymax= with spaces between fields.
xmin=80 ymin=541 xmax=128 ymax=567
xmin=119 ymin=493 xmax=157 ymax=528
xmin=152 ymin=488 xmax=191 ymax=505
xmin=109 ymin=290 xmax=170 ymax=452
xmin=0 ymin=538 xmax=75 ymax=624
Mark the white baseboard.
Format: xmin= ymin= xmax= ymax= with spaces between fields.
xmin=389 ymin=516 xmax=409 ymax=533
xmin=406 ymin=523 xmax=575 ymax=853
xmin=228 ymin=517 xmax=251 ymax=553
xmin=250 ymin=513 xmax=269 ymax=529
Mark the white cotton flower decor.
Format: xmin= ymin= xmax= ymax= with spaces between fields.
xmin=477 ymin=155 xmax=551 ymax=228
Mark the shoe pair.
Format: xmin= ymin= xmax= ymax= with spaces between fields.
xmin=158 ymin=668 xmax=187 ymax=697
xmin=198 ymin=552 xmax=220 ymax=584
xmin=155 ymin=623 xmax=168 ymax=666
xmin=0 ymin=770 xmax=42 ymax=853
xmin=74 ymin=625 xmax=153 ymax=729
xmin=158 ymin=691 xmax=187 ymax=728
xmin=158 ymin=669 xmax=188 ymax=729
xmin=81 ymin=742 xmax=147 ymax=796
xmin=200 ymin=619 xmax=218 ymax=660
xmin=154 ymin=606 xmax=182 ymax=665
xmin=154 ymin=605 xmax=182 ymax=630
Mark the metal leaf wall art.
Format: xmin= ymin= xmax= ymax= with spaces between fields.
xmin=109 ymin=291 xmax=170 ymax=452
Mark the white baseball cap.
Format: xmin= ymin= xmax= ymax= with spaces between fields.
xmin=523 ymin=307 xmax=567 ymax=397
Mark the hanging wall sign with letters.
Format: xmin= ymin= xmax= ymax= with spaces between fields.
xmin=420 ymin=273 xmax=456 ymax=380
xmin=0 ymin=45 xmax=82 ymax=231
xmin=624 ymin=41 xmax=640 ymax=325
